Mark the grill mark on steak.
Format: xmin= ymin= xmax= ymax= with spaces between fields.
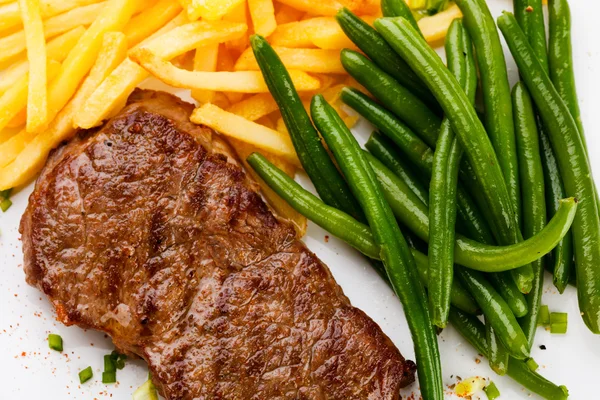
xmin=20 ymin=89 xmax=416 ymax=399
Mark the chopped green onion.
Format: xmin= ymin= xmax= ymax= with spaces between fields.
xmin=79 ymin=366 xmax=93 ymax=384
xmin=551 ymin=322 xmax=568 ymax=334
xmin=0 ymin=188 xmax=12 ymax=198
xmin=104 ymin=354 xmax=116 ymax=373
xmin=102 ymin=370 xmax=117 ymax=384
xmin=537 ymin=305 xmax=550 ymax=326
xmin=525 ymin=358 xmax=539 ymax=371
xmin=115 ymin=358 xmax=126 ymax=370
xmin=110 ymin=350 xmax=120 ymax=361
xmin=1 ymin=198 xmax=12 ymax=212
xmin=133 ymin=378 xmax=159 ymax=400
xmin=48 ymin=334 xmax=63 ymax=352
xmin=484 ymin=381 xmax=501 ymax=400
xmin=550 ymin=312 xmax=568 ymax=324
xmin=411 ymin=0 xmax=427 ymax=9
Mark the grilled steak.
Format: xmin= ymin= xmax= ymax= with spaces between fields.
xmin=21 ymin=89 xmax=415 ymax=399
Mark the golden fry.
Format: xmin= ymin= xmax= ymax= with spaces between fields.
xmin=248 ymin=0 xmax=276 ymax=37
xmin=42 ymin=0 xmax=141 ymax=131
xmin=235 ymin=46 xmax=344 ymax=74
xmin=222 ymin=0 xmax=248 ymax=53
xmin=0 ymin=27 xmax=84 ymax=94
xmin=132 ymin=48 xmax=320 ymax=93
xmin=191 ymin=43 xmax=219 ymax=103
xmin=75 ymin=19 xmax=246 ymax=129
xmin=274 ymin=3 xmax=303 ymax=24
xmin=190 ymin=103 xmax=301 ymax=167
xmin=123 ymin=0 xmax=182 ymax=47
xmin=226 ymin=93 xmax=278 ymax=121
xmin=0 ymin=59 xmax=59 ymax=134
xmin=0 ymin=30 xmax=127 ymax=188
xmin=184 ymin=0 xmax=245 ymax=21
xmin=19 ymin=0 xmax=48 ymax=132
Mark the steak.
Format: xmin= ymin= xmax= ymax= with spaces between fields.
xmin=20 ymin=89 xmax=415 ymax=399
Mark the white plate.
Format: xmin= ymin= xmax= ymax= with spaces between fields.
xmin=2 ymin=1 xmax=600 ymax=398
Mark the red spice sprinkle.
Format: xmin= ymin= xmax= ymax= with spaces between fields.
xmin=526 ymin=5 xmax=534 ymax=12
xmin=324 ymin=235 xmax=330 ymax=243
xmin=21 ymin=351 xmax=26 ymax=357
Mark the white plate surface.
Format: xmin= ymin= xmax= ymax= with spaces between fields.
xmin=2 ymin=1 xmax=600 ymax=398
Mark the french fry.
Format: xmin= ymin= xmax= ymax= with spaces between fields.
xmin=19 ymin=0 xmax=48 ymax=133
xmin=191 ymin=43 xmax=219 ymax=103
xmin=75 ymin=19 xmax=247 ymax=129
xmin=234 ymin=46 xmax=344 ymax=74
xmin=275 ymin=117 xmax=288 ymax=135
xmin=274 ymin=3 xmax=304 ymax=24
xmin=0 ymin=127 xmax=21 ymax=145
xmin=0 ymin=26 xmax=84 ymax=93
xmin=0 ymin=0 xmax=104 ymax=35
xmin=268 ymin=20 xmax=312 ymax=48
xmin=223 ymin=0 xmax=248 ymax=53
xmin=248 ymin=0 xmax=276 ymax=37
xmin=418 ymin=4 xmax=462 ymax=44
xmin=229 ymin=137 xmax=306 ymax=236
xmin=0 ymin=2 xmax=103 ymax=65
xmin=132 ymin=48 xmax=320 ymax=93
xmin=275 ymin=0 xmax=343 ymax=16
xmin=7 ymin=110 xmax=25 ymax=128
xmin=183 ymin=0 xmax=245 ymax=21
xmin=269 ymin=16 xmax=375 ymax=50
xmin=190 ymin=103 xmax=301 ymax=167
xmin=226 ymin=93 xmax=278 ymax=121
xmin=217 ymin=44 xmax=244 ymax=104
xmin=0 ymin=30 xmax=127 ymax=188
xmin=40 ymin=0 xmax=141 ymax=131
xmin=0 ymin=59 xmax=59 ymax=134
xmin=255 ymin=115 xmax=276 ymax=130
xmin=123 ymin=0 xmax=182 ymax=48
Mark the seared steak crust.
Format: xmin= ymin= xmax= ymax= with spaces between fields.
xmin=21 ymin=90 xmax=415 ymax=399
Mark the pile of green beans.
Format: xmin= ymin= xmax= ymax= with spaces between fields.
xmin=246 ymin=0 xmax=596 ymax=395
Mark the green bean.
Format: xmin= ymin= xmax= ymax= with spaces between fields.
xmin=249 ymin=35 xmax=364 ymax=220
xmin=488 ymin=272 xmax=529 ymax=318
xmin=456 ymin=267 xmax=530 ymax=359
xmin=516 ymin=0 xmax=573 ymax=294
xmin=335 ymin=8 xmax=438 ymax=110
xmin=485 ymin=319 xmax=509 ymax=375
xmin=381 ymin=0 xmax=422 ymax=35
xmin=513 ymin=82 xmax=547 ymax=349
xmin=342 ymin=88 xmax=494 ymax=244
xmin=310 ymin=94 xmax=443 ymax=400
xmin=365 ymin=132 xmax=429 ymax=205
xmin=340 ymin=49 xmax=441 ymax=147
xmin=412 ymin=250 xmax=479 ymax=315
xmin=247 ymin=153 xmax=378 ymax=257
xmin=248 ymin=151 xmax=578 ymax=273
xmin=341 ymin=87 xmax=434 ymax=169
xmin=375 ymin=17 xmax=534 ymax=293
xmin=454 ymin=0 xmax=521 ymax=229
xmin=428 ymin=19 xmax=476 ymax=328
xmin=449 ymin=308 xmax=570 ymax=400
xmin=540 ymin=131 xmax=574 ymax=293
xmin=498 ymin=12 xmax=600 ymax=333
xmin=367 ymin=155 xmax=577 ymax=272
xmin=514 ymin=0 xmax=548 ymax=72
xmin=548 ymin=0 xmax=585 ymax=146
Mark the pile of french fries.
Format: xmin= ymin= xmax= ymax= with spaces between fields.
xmin=0 ymin=0 xmax=460 ymax=233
